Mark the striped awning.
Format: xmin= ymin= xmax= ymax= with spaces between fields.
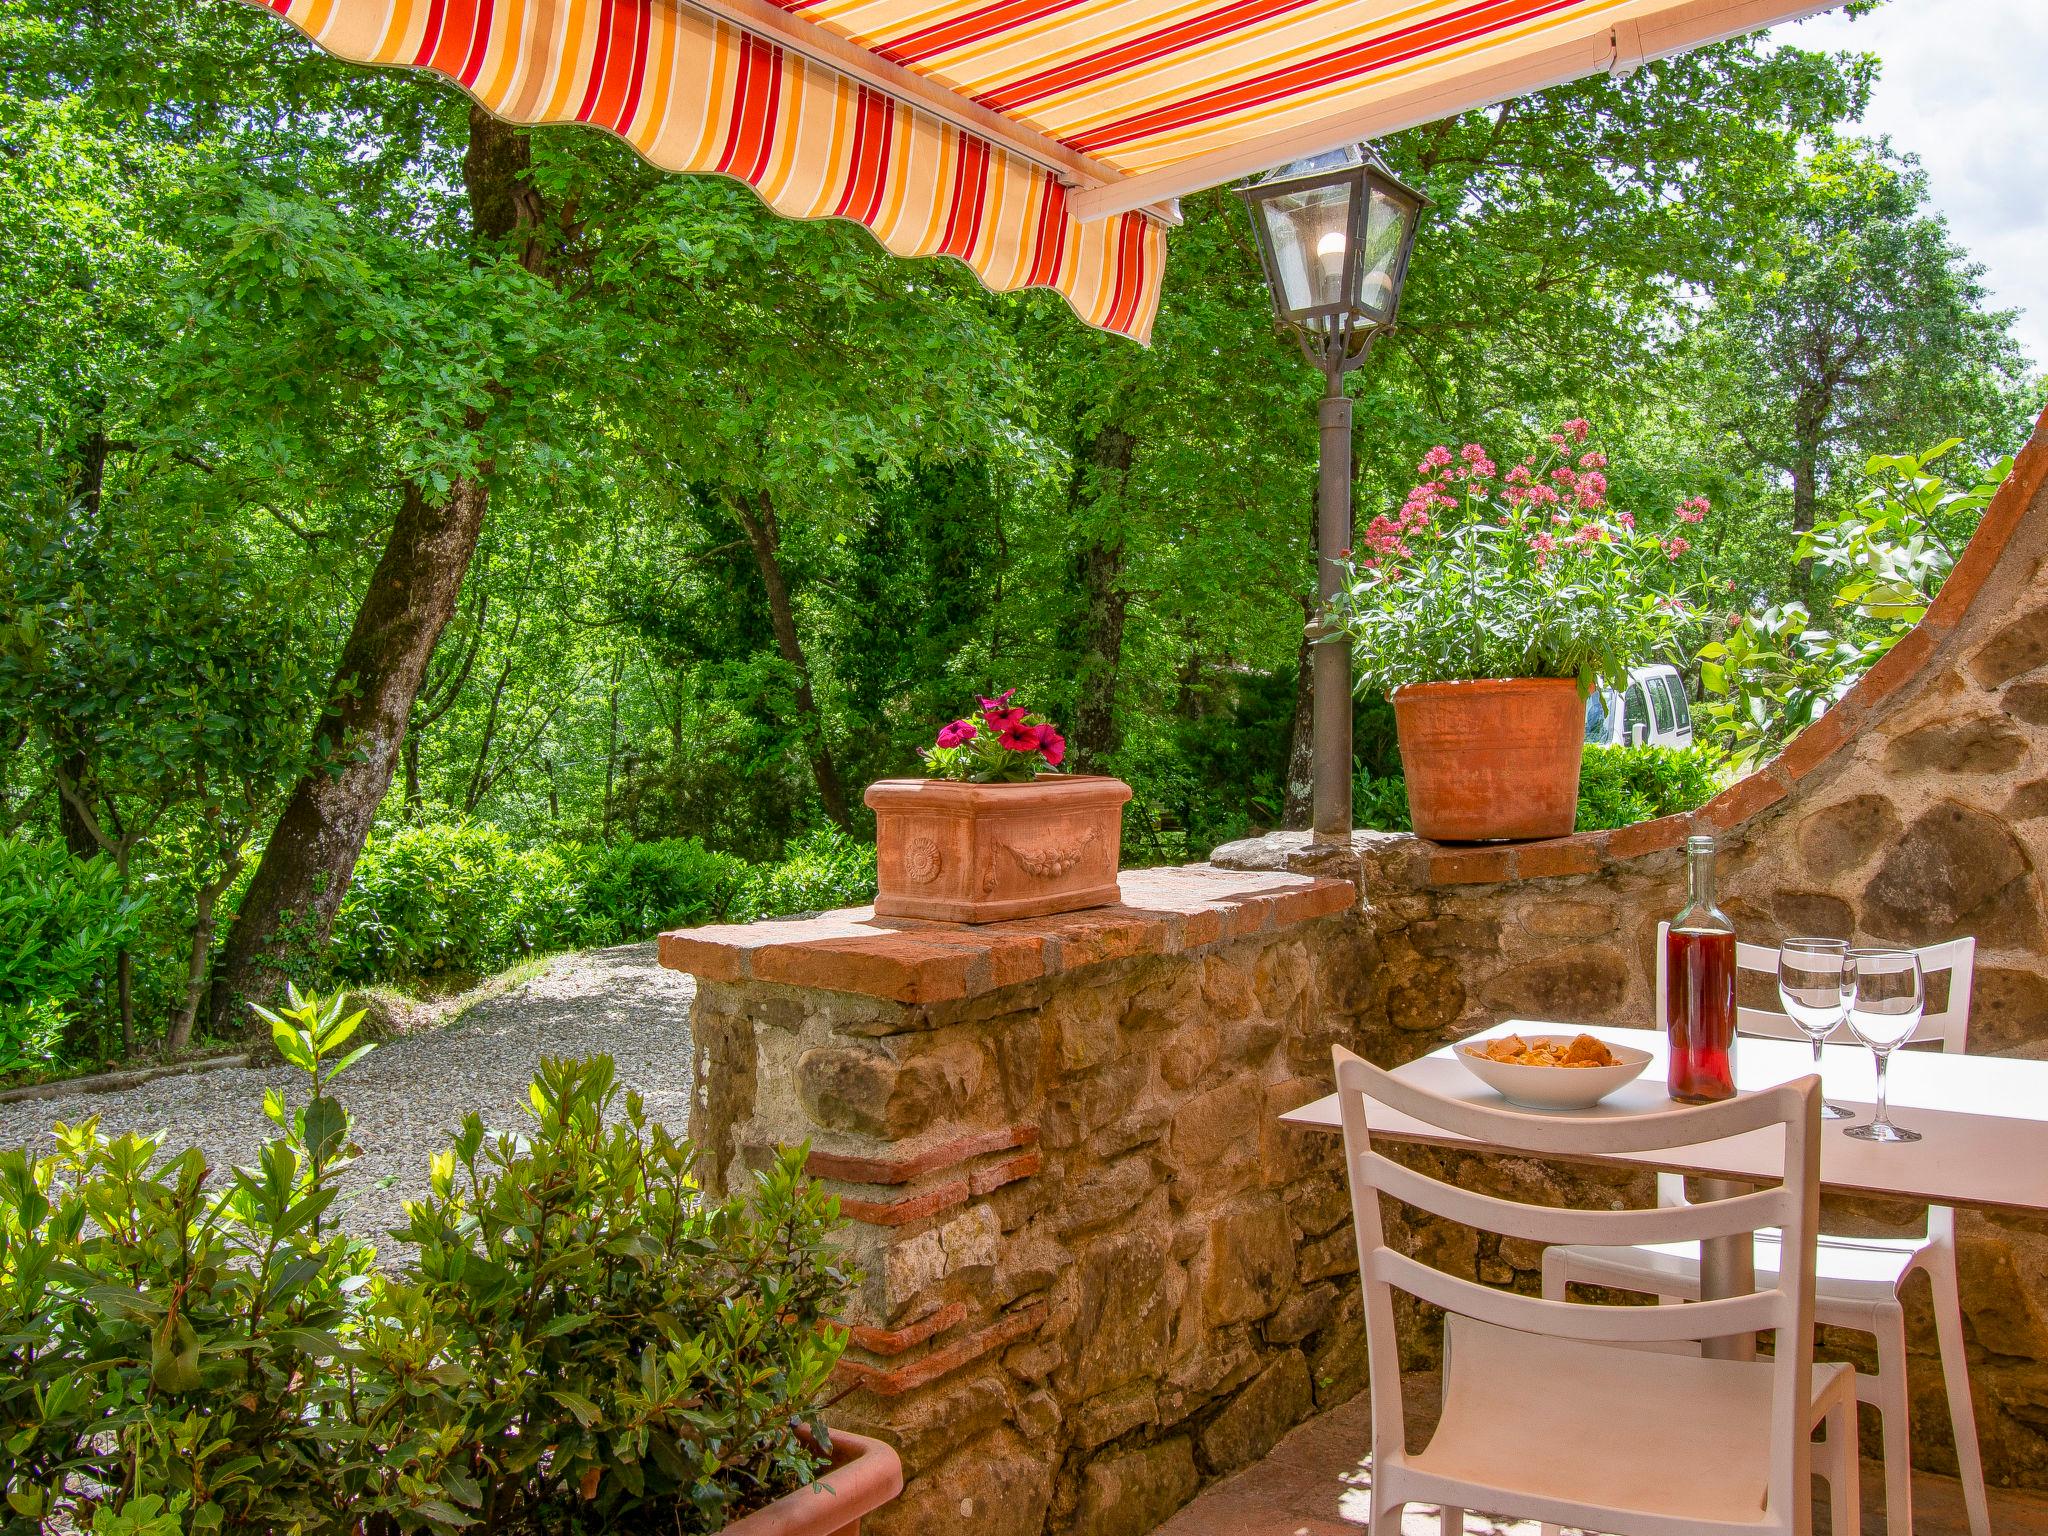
xmin=254 ymin=0 xmax=1840 ymax=341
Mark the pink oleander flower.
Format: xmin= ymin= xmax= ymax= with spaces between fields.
xmin=1561 ymin=418 xmax=1591 ymax=443
xmin=1676 ymin=496 xmax=1710 ymax=523
xmin=1664 ymin=535 xmax=1691 ymax=560
xmin=1615 ymin=510 xmax=1635 ymax=531
xmin=1529 ymin=532 xmax=1557 ymax=556
xmin=1039 ymin=727 xmax=1066 ymax=767
xmin=936 ymin=719 xmax=977 ymax=749
xmin=1552 ymin=512 xmax=1570 ymax=526
xmin=1578 ymin=451 xmax=1608 ymax=470
xmin=1420 ymin=445 xmax=1453 ymax=472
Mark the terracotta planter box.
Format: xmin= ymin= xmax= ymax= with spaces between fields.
xmin=1392 ymin=677 xmax=1585 ymax=842
xmin=719 ymin=1431 xmax=902 ymax=1536
xmin=865 ymin=775 xmax=1131 ymax=923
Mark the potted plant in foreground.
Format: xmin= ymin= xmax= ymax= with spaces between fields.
xmin=865 ymin=691 xmax=1131 ymax=922
xmin=1332 ymin=420 xmax=1712 ymax=841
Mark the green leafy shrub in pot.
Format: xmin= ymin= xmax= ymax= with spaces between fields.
xmin=0 ymin=988 xmax=854 ymax=1535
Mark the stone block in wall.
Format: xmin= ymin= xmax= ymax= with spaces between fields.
xmin=1477 ymin=943 xmax=1630 ymax=1020
xmin=1170 ymin=1072 xmax=1262 ymax=1170
xmin=1969 ymin=603 xmax=2048 ymax=687
xmin=869 ymin=1427 xmax=1053 ymax=1536
xmin=1073 ymin=1438 xmax=1198 ymax=1536
xmin=1796 ymin=793 xmax=1901 ymax=882
xmin=1863 ymin=801 xmax=2043 ymax=947
xmin=1058 ymin=1226 xmax=1176 ymax=1400
xmin=1309 ymin=1288 xmax=1369 ymax=1408
xmin=1199 ymin=1201 xmax=1294 ymax=1327
xmin=1197 ymin=1350 xmax=1312 ymax=1476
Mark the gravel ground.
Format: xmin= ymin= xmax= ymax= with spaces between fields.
xmin=0 ymin=942 xmax=697 ymax=1247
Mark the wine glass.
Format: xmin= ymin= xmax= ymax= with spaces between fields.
xmin=1843 ymin=948 xmax=1925 ymax=1144
xmin=1777 ymin=938 xmax=1855 ymax=1121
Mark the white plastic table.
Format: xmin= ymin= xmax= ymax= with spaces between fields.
xmin=1282 ymin=1020 xmax=2048 ymax=1360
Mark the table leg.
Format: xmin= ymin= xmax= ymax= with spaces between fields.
xmin=1698 ymin=1177 xmax=1757 ymax=1362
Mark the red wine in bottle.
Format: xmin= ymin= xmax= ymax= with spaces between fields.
xmin=1666 ymin=835 xmax=1737 ymax=1103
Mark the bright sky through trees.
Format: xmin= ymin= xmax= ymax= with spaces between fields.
xmin=1781 ymin=0 xmax=2048 ymax=370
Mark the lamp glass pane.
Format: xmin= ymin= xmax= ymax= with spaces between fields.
xmin=1356 ymin=186 xmax=1412 ymax=322
xmin=1256 ymin=180 xmax=1356 ymax=318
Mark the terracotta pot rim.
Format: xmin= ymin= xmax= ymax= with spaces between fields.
xmin=1391 ymin=676 xmax=1582 ymax=701
xmin=716 ymin=1429 xmax=902 ymax=1535
xmin=863 ymin=775 xmax=1133 ymax=810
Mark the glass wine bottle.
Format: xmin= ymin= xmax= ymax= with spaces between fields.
xmin=1666 ymin=833 xmax=1737 ymax=1103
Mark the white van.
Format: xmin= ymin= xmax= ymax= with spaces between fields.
xmin=1583 ymin=663 xmax=1694 ymax=749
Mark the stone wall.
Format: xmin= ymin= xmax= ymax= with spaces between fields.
xmin=663 ymin=867 xmax=1380 ymax=1536
xmin=1215 ymin=404 xmax=2048 ymax=1487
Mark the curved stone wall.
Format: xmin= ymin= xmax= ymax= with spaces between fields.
xmin=1218 ymin=402 xmax=2048 ymax=1484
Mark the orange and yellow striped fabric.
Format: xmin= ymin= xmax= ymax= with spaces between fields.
xmin=257 ymin=0 xmax=1169 ymax=339
xmin=254 ymin=0 xmax=1798 ymax=341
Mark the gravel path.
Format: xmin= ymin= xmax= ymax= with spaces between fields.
xmin=0 ymin=943 xmax=697 ymax=1247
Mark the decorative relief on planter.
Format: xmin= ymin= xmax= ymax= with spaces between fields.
xmin=905 ymin=836 xmax=943 ymax=886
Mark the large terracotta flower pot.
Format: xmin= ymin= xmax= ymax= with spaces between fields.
xmin=1391 ymin=678 xmax=1585 ymax=842
xmin=865 ymin=775 xmax=1131 ymax=924
xmin=719 ymin=1431 xmax=902 ymax=1536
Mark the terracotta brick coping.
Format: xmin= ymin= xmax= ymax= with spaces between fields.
xmin=656 ymin=864 xmax=1357 ymax=1004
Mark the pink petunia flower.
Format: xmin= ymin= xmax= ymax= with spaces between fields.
xmin=1039 ymin=727 xmax=1067 ymax=767
xmin=977 ymin=688 xmax=1016 ymax=712
xmin=984 ymin=706 xmax=1027 ymax=733
xmin=936 ymin=719 xmax=978 ymax=749
xmin=998 ymin=720 xmax=1046 ymax=752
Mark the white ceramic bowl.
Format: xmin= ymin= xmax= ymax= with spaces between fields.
xmin=1454 ymin=1035 xmax=1653 ymax=1110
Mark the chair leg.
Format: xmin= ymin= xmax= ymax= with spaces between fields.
xmin=1541 ymin=1247 xmax=1567 ymax=1302
xmin=1927 ymin=1258 xmax=1993 ymax=1536
xmin=1439 ymin=1506 xmax=1464 ymax=1535
xmin=1873 ymin=1305 xmax=1914 ymax=1536
xmin=1824 ymin=1394 xmax=1861 ymax=1536
xmin=1372 ymin=1497 xmax=1406 ymax=1534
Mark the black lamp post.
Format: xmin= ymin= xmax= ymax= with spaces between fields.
xmin=1241 ymin=144 xmax=1425 ymax=845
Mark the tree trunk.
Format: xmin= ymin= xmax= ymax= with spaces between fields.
xmin=402 ymin=734 xmax=423 ymax=820
xmin=208 ymin=108 xmax=539 ymax=1027
xmin=730 ymin=490 xmax=851 ymax=828
xmin=169 ymin=865 xmax=235 ymax=1053
xmin=1281 ymin=594 xmax=1316 ymax=830
xmin=210 ymin=477 xmax=491 ymax=1022
xmin=1069 ymin=426 xmax=1135 ymax=769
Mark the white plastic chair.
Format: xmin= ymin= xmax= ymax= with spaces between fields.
xmin=1543 ymin=929 xmax=1985 ymax=1536
xmin=1333 ymin=1044 xmax=1857 ymax=1536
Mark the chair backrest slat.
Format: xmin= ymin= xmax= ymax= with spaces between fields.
xmin=1360 ymin=1150 xmax=1791 ymax=1247
xmin=1335 ymin=1044 xmax=1821 ymax=1536
xmin=1372 ymin=1248 xmax=1785 ymax=1344
xmin=1357 ymin=1050 xmax=1801 ymax=1153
